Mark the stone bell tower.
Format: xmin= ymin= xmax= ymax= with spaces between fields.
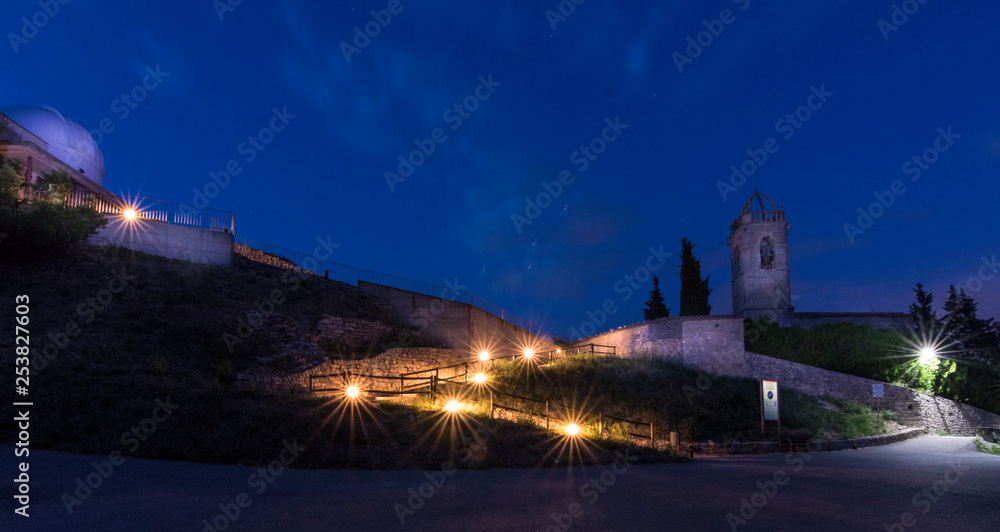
xmin=728 ymin=191 xmax=794 ymax=321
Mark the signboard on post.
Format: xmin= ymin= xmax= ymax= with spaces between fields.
xmin=872 ymin=383 xmax=884 ymax=397
xmin=762 ymin=380 xmax=779 ymax=421
xmin=760 ymin=380 xmax=780 ymax=436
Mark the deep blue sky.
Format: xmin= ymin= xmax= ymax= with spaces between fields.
xmin=5 ymin=1 xmax=998 ymax=338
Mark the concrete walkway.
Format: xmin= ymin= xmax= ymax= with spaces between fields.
xmin=3 ymin=435 xmax=998 ymax=531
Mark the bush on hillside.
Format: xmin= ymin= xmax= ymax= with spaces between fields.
xmin=745 ymin=318 xmax=1000 ymax=415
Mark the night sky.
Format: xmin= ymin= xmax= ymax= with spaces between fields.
xmin=5 ymin=1 xmax=998 ymax=338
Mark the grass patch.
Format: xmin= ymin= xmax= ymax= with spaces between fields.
xmin=488 ymin=355 xmax=888 ymax=443
xmin=975 ymin=437 xmax=1000 ymax=456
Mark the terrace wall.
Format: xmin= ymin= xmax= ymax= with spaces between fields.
xmin=89 ymin=217 xmax=234 ymax=265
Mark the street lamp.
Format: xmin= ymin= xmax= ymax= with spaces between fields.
xmin=918 ymin=346 xmax=937 ymax=365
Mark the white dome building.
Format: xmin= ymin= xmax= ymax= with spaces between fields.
xmin=0 ymin=104 xmax=105 ymax=185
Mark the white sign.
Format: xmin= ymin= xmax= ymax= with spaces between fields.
xmin=872 ymin=383 xmax=884 ymax=398
xmin=762 ymin=380 xmax=779 ymax=421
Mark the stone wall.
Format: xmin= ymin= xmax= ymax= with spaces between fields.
xmin=739 ymin=351 xmax=1000 ymax=435
xmin=234 ymin=243 xmax=312 ymax=275
xmin=569 ymin=315 xmax=746 ymax=374
xmin=359 ymin=282 xmax=472 ymax=351
xmin=469 ymin=306 xmax=558 ymax=359
xmin=358 ymin=282 xmax=555 ymax=358
xmin=314 ymin=316 xmax=394 ymax=350
xmin=90 ymin=217 xmax=234 ymax=265
xmin=570 ymin=318 xmax=682 ymax=360
xmin=680 ymin=317 xmax=746 ymax=375
xmin=236 ymin=347 xmax=465 ymax=393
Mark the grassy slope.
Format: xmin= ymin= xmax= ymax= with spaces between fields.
xmin=488 ymin=355 xmax=890 ymax=443
xmin=0 ymin=245 xmax=678 ymax=468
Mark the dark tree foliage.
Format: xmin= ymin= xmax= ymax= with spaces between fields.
xmin=941 ymin=285 xmax=999 ymax=363
xmin=0 ymin=164 xmax=106 ymax=259
xmin=908 ymin=282 xmax=937 ymax=333
xmin=643 ymin=275 xmax=670 ymax=320
xmin=679 ymin=237 xmax=712 ymax=316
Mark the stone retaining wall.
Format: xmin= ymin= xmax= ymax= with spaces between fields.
xmin=234 ymin=243 xmax=313 ymax=275
xmin=739 ymin=352 xmax=1000 ymax=436
xmin=692 ymin=427 xmax=928 ymax=455
xmin=315 ymin=316 xmax=395 ymax=349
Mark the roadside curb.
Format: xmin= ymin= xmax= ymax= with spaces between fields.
xmin=690 ymin=426 xmax=928 ymax=455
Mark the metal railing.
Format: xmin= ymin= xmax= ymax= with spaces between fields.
xmin=235 ymin=235 xmax=550 ymax=339
xmin=124 ymin=196 xmax=235 ymax=233
xmin=22 ymin=185 xmax=235 ymax=234
xmin=502 ymin=344 xmax=616 ymax=363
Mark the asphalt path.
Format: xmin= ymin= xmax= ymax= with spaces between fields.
xmin=2 ymin=435 xmax=998 ymax=531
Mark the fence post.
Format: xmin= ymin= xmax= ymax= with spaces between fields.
xmin=599 ymin=412 xmax=603 ymax=434
xmin=545 ymin=401 xmax=549 ymax=429
xmin=490 ymin=390 xmax=494 ymax=419
xmin=650 ymin=422 xmax=655 ymax=447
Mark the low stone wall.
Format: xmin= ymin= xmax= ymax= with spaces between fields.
xmin=236 ymin=347 xmax=465 ymax=393
xmin=693 ymin=427 xmax=928 ymax=455
xmin=570 ymin=315 xmax=746 ymax=375
xmin=739 ymin=351 xmax=1000 ymax=436
xmin=570 ymin=318 xmax=682 ymax=360
xmin=234 ymin=243 xmax=313 ymax=275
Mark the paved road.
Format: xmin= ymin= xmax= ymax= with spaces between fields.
xmin=2 ymin=436 xmax=998 ymax=531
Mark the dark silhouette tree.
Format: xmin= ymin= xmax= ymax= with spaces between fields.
xmin=679 ymin=237 xmax=712 ymax=316
xmin=643 ymin=275 xmax=670 ymax=320
xmin=908 ymin=282 xmax=937 ymax=333
xmin=942 ymin=285 xmax=998 ymax=362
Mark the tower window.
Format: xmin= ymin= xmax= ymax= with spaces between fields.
xmin=760 ymin=238 xmax=774 ymax=269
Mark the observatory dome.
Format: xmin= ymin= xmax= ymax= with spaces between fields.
xmin=1 ymin=105 xmax=105 ymax=186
